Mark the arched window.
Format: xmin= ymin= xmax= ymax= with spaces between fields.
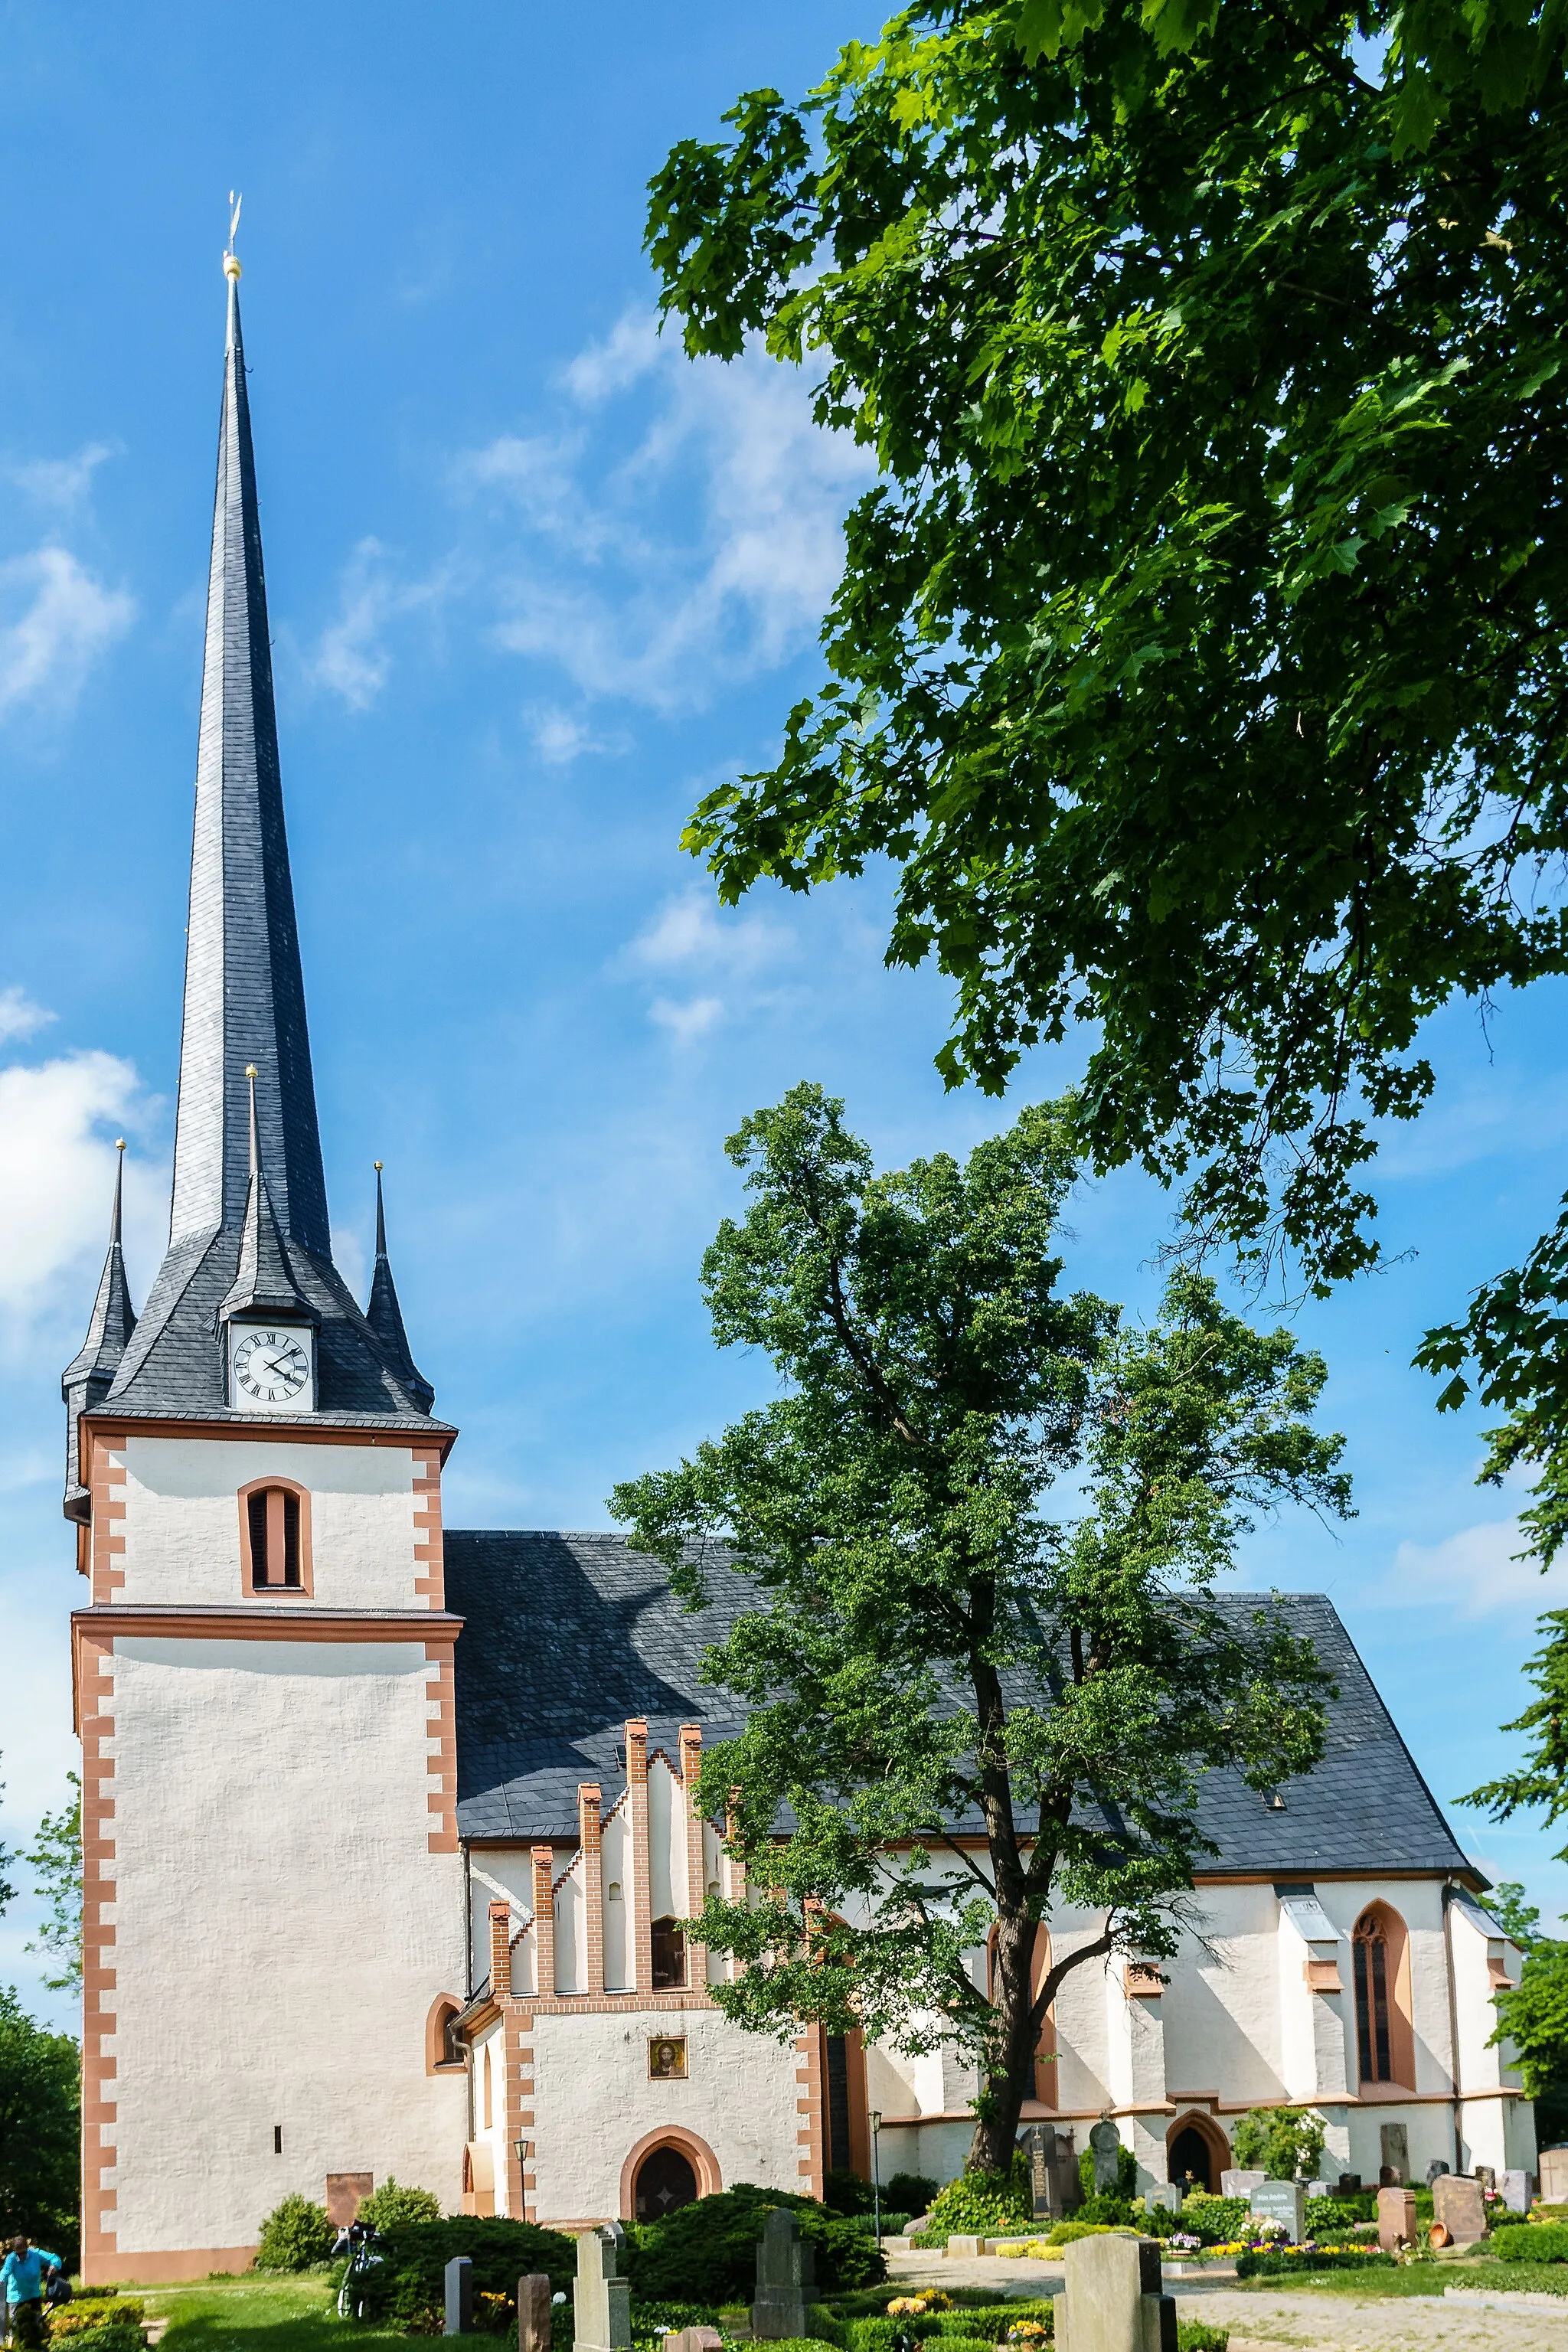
xmin=651 ymin=1915 xmax=686 ymax=1989
xmin=482 ymin=2041 xmax=493 ymax=2129
xmin=238 ymin=1479 xmax=313 ymax=1596
xmin=1353 ymin=1903 xmax=1415 ymax=2089
xmin=426 ymin=1994 xmax=464 ymax=2076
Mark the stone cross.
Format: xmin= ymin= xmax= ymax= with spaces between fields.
xmin=573 ymin=2226 xmax=631 ymax=2352
xmin=752 ymin=2208 xmax=816 ymax=2342
xmin=518 ymin=2274 xmax=553 ymax=2352
xmin=1376 ymin=2187 xmax=1416 ymax=2252
xmin=1053 ymin=2233 xmax=1175 ymax=2352
xmin=1432 ymin=2173 xmax=1487 ymax=2246
xmin=1088 ymin=2117 xmax=1123 ymax=2196
xmin=444 ymin=2257 xmax=473 ymax=2337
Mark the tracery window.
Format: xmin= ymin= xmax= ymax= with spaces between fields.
xmin=651 ymin=1914 xmax=686 ymax=1989
xmin=1351 ymin=1903 xmax=1413 ymax=2089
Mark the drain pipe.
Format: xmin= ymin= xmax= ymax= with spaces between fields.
xmin=1442 ymin=1880 xmax=1464 ymax=2171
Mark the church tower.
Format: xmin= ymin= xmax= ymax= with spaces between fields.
xmin=65 ymin=245 xmax=466 ymax=2282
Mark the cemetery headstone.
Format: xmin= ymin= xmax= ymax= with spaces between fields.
xmin=1501 ymin=2170 xmax=1532 ymax=2216
xmin=1425 ymin=2161 xmax=1451 ymax=2188
xmin=1335 ymin=2174 xmax=1362 ymax=2194
xmin=752 ymin=2207 xmax=816 ymax=2342
xmin=1024 ymin=2125 xmax=1053 ymax=2220
xmin=1376 ymin=2187 xmax=1416 ymax=2252
xmin=573 ymin=2226 xmax=632 ymax=2352
xmin=1144 ymin=2182 xmax=1183 ymax=2215
xmin=1475 ymin=2164 xmax=1496 ymax=2193
xmin=1250 ymin=2181 xmax=1305 ymax=2243
xmin=666 ymin=2332 xmax=724 ymax=2352
xmin=1432 ymin=2174 xmax=1487 ymax=2246
xmin=1305 ymin=2182 xmax=1333 ymax=2201
xmin=518 ymin=2275 xmax=552 ymax=2352
xmin=1221 ymin=2170 xmax=1266 ymax=2200
xmin=1542 ymin=2146 xmax=1568 ymax=2203
xmin=1379 ymin=2122 xmax=1410 ymax=2184
xmin=1053 ymin=2233 xmax=1175 ymax=2352
xmin=1089 ymin=2116 xmax=1124 ymax=2195
xmin=444 ymin=2258 xmax=473 ymax=2338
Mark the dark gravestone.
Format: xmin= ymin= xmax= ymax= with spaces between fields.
xmin=1426 ymin=2161 xmax=1451 ymax=2188
xmin=1089 ymin=2118 xmax=1123 ymax=2196
xmin=445 ymin=2258 xmax=473 ymax=2337
xmin=518 ymin=2275 xmax=552 ymax=2352
xmin=1022 ymin=2126 xmax=1083 ymax=2220
xmin=1250 ymin=2181 xmax=1305 ymax=2243
xmin=753 ymin=2209 xmax=815 ymax=2342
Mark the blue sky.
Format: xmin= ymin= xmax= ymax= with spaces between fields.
xmin=2 ymin=0 xmax=1566 ymax=2035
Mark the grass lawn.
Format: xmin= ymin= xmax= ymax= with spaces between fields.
xmin=1238 ymin=2257 xmax=1568 ymax=2299
xmin=127 ymin=2273 xmax=408 ymax=2352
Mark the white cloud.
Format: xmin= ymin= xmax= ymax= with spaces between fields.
xmin=0 ymin=547 xmax=133 ymax=721
xmin=649 ymin=995 xmax=725 ymax=1043
xmin=0 ymin=986 xmax=54 ymax=1045
xmin=0 ymin=1050 xmax=146 ymax=1336
xmin=527 ymin=706 xmax=629 ymax=767
xmin=621 ymin=886 xmax=796 ymax=1043
xmin=9 ymin=441 xmax=119 ymax=511
xmin=303 ymin=538 xmax=448 ymax=711
xmin=469 ymin=310 xmax=873 ymax=712
xmin=1372 ymin=1507 xmax=1568 ymax=1619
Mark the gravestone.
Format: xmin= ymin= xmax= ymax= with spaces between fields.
xmin=1432 ymin=2173 xmax=1487 ymax=2246
xmin=1335 ymin=2174 xmax=1362 ymax=2194
xmin=752 ymin=2207 xmax=815 ymax=2342
xmin=1379 ymin=2122 xmax=1410 ymax=2185
xmin=1250 ymin=2181 xmax=1305 ymax=2243
xmin=573 ymin=2226 xmax=632 ymax=2352
xmin=518 ymin=2275 xmax=552 ymax=2352
xmin=1144 ymin=2182 xmax=1182 ymax=2215
xmin=1089 ymin=2117 xmax=1124 ymax=2195
xmin=1542 ymin=2146 xmax=1568 ymax=2203
xmin=1305 ymin=2182 xmax=1333 ymax=2201
xmin=1475 ymin=2164 xmax=1496 ymax=2193
xmin=1501 ymin=2170 xmax=1532 ymax=2215
xmin=445 ymin=2258 xmax=473 ymax=2338
xmin=1426 ymin=2161 xmax=1451 ymax=2188
xmin=1376 ymin=2187 xmax=1416 ymax=2252
xmin=1220 ymin=2170 xmax=1266 ymax=2200
xmin=1021 ymin=2125 xmax=1081 ymax=2219
xmin=666 ymin=2332 xmax=724 ymax=2352
xmin=1053 ymin=2233 xmax=1175 ymax=2352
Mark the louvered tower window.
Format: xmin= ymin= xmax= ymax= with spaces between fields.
xmin=247 ymin=1487 xmax=302 ymax=1588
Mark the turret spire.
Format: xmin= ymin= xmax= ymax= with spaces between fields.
xmin=167 ymin=237 xmax=331 ymax=1256
xmin=62 ymin=1142 xmax=138 ymax=1520
xmin=219 ymin=1066 xmax=316 ymax=1327
xmin=365 ymin=1164 xmax=435 ymax=1414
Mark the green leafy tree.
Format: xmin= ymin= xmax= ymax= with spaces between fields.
xmin=611 ymin=1086 xmax=1350 ymax=2172
xmin=644 ymin=0 xmax=1568 ymax=1495
xmin=1228 ymin=2104 xmax=1327 ymax=2182
xmin=25 ymin=1775 xmax=82 ymax=1996
xmin=0 ymin=1986 xmax=80 ymax=2262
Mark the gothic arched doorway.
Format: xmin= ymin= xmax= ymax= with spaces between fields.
xmin=1166 ymin=2112 xmax=1228 ymax=2193
xmin=634 ymin=2142 xmax=699 ymax=2220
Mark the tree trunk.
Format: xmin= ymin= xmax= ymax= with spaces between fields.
xmin=966 ymin=1908 xmax=1039 ymax=2174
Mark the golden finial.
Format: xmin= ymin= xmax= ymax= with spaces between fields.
xmin=114 ymin=1137 xmax=126 ymax=1152
xmin=244 ymin=1063 xmax=257 ymax=1079
xmin=224 ymin=190 xmax=243 ymax=281
xmin=374 ymin=1160 xmax=384 ymax=1172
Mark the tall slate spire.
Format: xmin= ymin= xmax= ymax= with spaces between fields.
xmin=365 ymin=1165 xmax=435 ymax=1413
xmin=168 ymin=247 xmax=331 ymax=1256
xmin=62 ymin=1143 xmax=137 ymax=1518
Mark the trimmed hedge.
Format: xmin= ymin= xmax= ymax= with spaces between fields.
xmin=44 ymin=2330 xmax=142 ymax=2352
xmin=352 ymin=2217 xmax=575 ymax=2328
xmin=48 ymin=2306 xmax=145 ymax=2340
xmin=1494 ymin=2223 xmax=1568 ymax=2262
xmin=625 ymin=2187 xmax=885 ymax=2305
xmin=1233 ymin=2249 xmax=1393 ymax=2280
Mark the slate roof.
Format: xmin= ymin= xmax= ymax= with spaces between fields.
xmin=446 ymin=1533 xmax=1472 ymax=1878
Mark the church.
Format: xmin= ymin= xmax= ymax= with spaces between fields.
xmin=61 ymin=253 xmax=1537 ymax=2285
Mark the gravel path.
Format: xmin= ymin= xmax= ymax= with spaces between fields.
xmin=883 ymin=2249 xmax=1568 ymax=2350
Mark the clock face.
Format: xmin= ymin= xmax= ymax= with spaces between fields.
xmin=233 ymin=1327 xmax=311 ymax=1406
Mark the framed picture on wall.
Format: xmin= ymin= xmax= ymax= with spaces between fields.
xmin=648 ymin=2034 xmax=688 ymax=2080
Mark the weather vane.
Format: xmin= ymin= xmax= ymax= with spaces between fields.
xmin=224 ymin=190 xmax=243 ymax=281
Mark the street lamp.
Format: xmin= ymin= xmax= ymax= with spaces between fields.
xmin=870 ymin=2111 xmax=882 ymax=2249
xmin=514 ymin=2138 xmax=533 ymax=2169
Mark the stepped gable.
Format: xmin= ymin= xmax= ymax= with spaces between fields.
xmin=446 ymin=1536 xmax=1472 ymax=1877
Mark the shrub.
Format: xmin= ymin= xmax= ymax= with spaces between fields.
xmin=629 ymin=2300 xmax=718 ymax=2347
xmin=48 ymin=2307 xmax=144 ymax=2339
xmin=45 ymin=2331 xmax=143 ymax=2352
xmin=824 ymin=2172 xmax=878 ymax=2217
xmin=1494 ymin=2223 xmax=1568 ymax=2262
xmin=1176 ymin=2197 xmax=1250 ymax=2246
xmin=926 ymin=2161 xmax=1031 ymax=2239
xmin=806 ymin=2307 xmax=846 ymax=2347
xmin=1071 ymin=2195 xmax=1135 ymax=2228
xmin=358 ymin=2180 xmax=444 ymax=2232
xmin=1044 ymin=2222 xmax=1126 ymax=2248
xmin=1228 ymin=2108 xmax=1326 ymax=2184
xmin=885 ymin=2174 xmax=939 ymax=2216
xmin=939 ymin=2335 xmax=995 ymax=2352
xmin=255 ymin=2193 xmax=335 ymax=2272
xmin=1175 ymin=2327 xmax=1229 ymax=2352
xmin=1299 ymin=2198 xmax=1370 ymax=2235
xmin=930 ymin=2305 xmax=1052 ymax=2341
xmin=355 ymin=2217 xmax=575 ymax=2328
xmin=847 ymin=2317 xmax=946 ymax=2352
xmin=756 ymin=2341 xmax=840 ymax=2352
xmin=1076 ymin=2146 xmax=1138 ymax=2203
xmin=625 ymin=2187 xmax=884 ymax=2306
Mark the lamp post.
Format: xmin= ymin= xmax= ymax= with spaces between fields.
xmin=870 ymin=2110 xmax=882 ymax=2248
xmin=514 ymin=2137 xmax=532 ymax=2215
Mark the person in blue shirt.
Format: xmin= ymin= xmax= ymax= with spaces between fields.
xmin=2 ymin=2241 xmax=62 ymax=2350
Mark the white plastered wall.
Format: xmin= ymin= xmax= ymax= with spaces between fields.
xmin=528 ymin=2006 xmax=801 ymax=2224
xmin=119 ymin=1436 xmax=421 ymax=1609
xmin=105 ymin=1634 xmax=466 ymax=2256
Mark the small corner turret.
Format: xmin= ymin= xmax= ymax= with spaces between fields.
xmin=365 ymin=1163 xmax=436 ymax=1415
xmin=62 ymin=1142 xmax=136 ymax=1522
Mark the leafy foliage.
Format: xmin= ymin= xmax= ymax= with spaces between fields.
xmin=1495 ymin=2223 xmax=1568 ymax=2260
xmin=0 ymin=1986 xmax=79 ymax=2263
xmin=1177 ymin=2196 xmax=1251 ymax=2245
xmin=926 ymin=2163 xmax=1031 ymax=2236
xmin=359 ymin=2220 xmax=576 ymax=2328
xmin=1076 ymin=2145 xmax=1138 ymax=2203
xmin=612 ymin=1086 xmax=1348 ymax=2169
xmin=254 ymin=2194 xmax=335 ymax=2272
xmin=884 ymin=2172 xmax=939 ymax=2213
xmin=24 ymin=1778 xmax=81 ymax=1997
xmin=1228 ymin=2105 xmax=1328 ymax=2182
xmin=357 ymin=2180 xmax=444 ymax=2232
xmin=823 ymin=2171 xmax=878 ymax=2216
xmin=1233 ymin=2248 xmax=1391 ymax=2278
xmin=624 ymin=2187 xmax=886 ymax=2305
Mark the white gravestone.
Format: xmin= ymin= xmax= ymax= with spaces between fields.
xmin=573 ymin=2226 xmax=631 ymax=2352
xmin=1250 ymin=2180 xmax=1305 ymax=2243
xmin=1220 ymin=2170 xmax=1266 ymax=2200
xmin=1054 ymin=2233 xmax=1174 ymax=2352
